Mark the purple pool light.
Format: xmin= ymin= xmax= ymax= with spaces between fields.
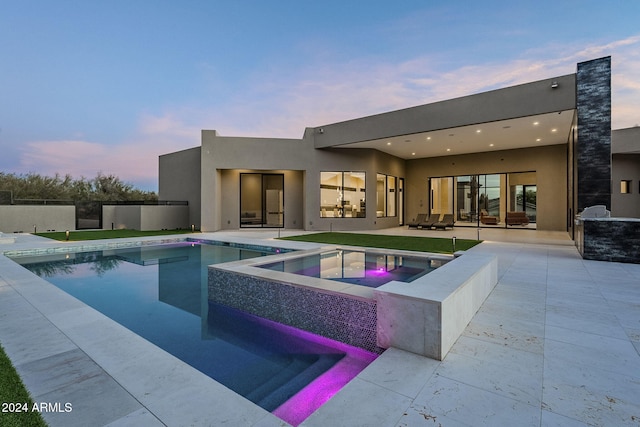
xmin=273 ymin=351 xmax=375 ymax=425
xmin=249 ymin=312 xmax=378 ymax=426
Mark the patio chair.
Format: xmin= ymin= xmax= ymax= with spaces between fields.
xmin=419 ymin=214 xmax=441 ymax=229
xmin=407 ymin=213 xmax=427 ymax=228
xmin=433 ymin=214 xmax=455 ymax=230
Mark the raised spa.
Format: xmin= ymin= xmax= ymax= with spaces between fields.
xmin=256 ymin=249 xmax=449 ymax=288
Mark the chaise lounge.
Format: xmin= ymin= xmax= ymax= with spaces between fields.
xmin=407 ymin=213 xmax=428 ymax=228
xmin=419 ymin=214 xmax=441 ymax=229
xmin=433 ymin=214 xmax=455 ymax=230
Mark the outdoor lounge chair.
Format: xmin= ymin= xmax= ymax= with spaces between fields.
xmin=407 ymin=213 xmax=427 ymax=228
xmin=433 ymin=214 xmax=455 ymax=230
xmin=419 ymin=214 xmax=441 ymax=229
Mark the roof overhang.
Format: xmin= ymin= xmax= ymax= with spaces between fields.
xmin=332 ymin=110 xmax=576 ymax=159
xmin=312 ymin=73 xmax=577 ymax=158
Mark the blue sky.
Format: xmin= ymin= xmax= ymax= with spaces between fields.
xmin=1 ymin=1 xmax=639 ymax=191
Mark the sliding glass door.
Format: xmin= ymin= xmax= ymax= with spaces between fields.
xmin=240 ymin=173 xmax=284 ymax=228
xmin=430 ymin=172 xmax=536 ymax=229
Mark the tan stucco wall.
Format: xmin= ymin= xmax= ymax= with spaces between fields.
xmin=0 ymin=205 xmax=75 ymax=233
xmin=405 ymin=144 xmax=568 ymax=231
xmin=310 ymin=148 xmax=405 ymax=231
xmin=158 ymin=147 xmax=201 ymax=228
xmin=199 ymin=130 xmax=406 ymax=232
xmin=201 ymin=130 xmax=312 ymax=231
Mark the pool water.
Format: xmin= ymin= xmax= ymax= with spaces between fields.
xmin=258 ymin=249 xmax=448 ymax=287
xmin=12 ymin=242 xmax=377 ymax=425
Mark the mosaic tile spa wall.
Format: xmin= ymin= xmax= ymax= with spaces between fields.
xmin=208 ymin=268 xmax=383 ymax=354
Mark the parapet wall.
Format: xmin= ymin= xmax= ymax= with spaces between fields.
xmin=0 ymin=205 xmax=75 ymax=233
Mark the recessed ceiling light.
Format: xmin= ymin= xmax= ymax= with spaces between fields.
xmin=536 ymin=138 xmax=541 ymax=142
xmin=476 ymin=129 xmax=481 ymax=133
xmin=387 ymin=142 xmax=392 ymax=145
xmin=411 ymin=152 xmax=416 ymax=156
xmin=551 ymin=128 xmax=557 ymax=132
xmin=489 ymin=143 xmax=494 ymax=147
xmin=426 ymin=136 xmax=431 ymax=140
xmin=446 ymin=148 xmax=451 ymax=152
xmin=533 ymin=122 xmax=539 ymax=126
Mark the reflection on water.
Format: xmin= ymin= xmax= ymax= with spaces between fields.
xmin=259 ymin=249 xmax=448 ymax=287
xmin=11 ymin=242 xmax=377 ymax=425
xmin=21 ymin=251 xmax=123 ymax=278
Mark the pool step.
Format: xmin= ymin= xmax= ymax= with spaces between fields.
xmin=246 ymin=353 xmax=344 ymax=411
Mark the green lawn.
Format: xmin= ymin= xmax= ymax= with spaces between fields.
xmin=0 ymin=344 xmax=47 ymax=427
xmin=279 ymin=232 xmax=480 ymax=254
xmin=35 ymin=229 xmax=199 ymax=242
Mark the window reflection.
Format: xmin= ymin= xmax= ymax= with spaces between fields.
xmin=320 ymin=172 xmax=366 ymax=218
xmin=377 ymin=173 xmax=398 ymax=217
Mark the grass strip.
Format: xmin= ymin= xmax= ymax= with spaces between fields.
xmin=279 ymin=232 xmax=480 ymax=254
xmin=0 ymin=343 xmax=48 ymax=427
xmin=35 ymin=229 xmax=198 ymax=242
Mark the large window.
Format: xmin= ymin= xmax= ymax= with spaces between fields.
xmin=431 ymin=172 xmax=537 ymax=229
xmin=509 ymin=172 xmax=537 ymax=224
xmin=320 ymin=172 xmax=366 ymax=218
xmin=377 ymin=173 xmax=398 ymax=217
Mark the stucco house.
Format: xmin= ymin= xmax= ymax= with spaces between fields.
xmin=159 ymin=56 xmax=640 ymax=245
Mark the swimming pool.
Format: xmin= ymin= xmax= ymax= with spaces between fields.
xmin=257 ymin=249 xmax=449 ymax=287
xmin=11 ymin=241 xmax=377 ymax=426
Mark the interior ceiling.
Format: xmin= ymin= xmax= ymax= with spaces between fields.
xmin=336 ymin=110 xmax=576 ymax=159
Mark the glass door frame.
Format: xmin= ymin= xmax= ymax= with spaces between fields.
xmin=239 ymin=173 xmax=284 ymax=228
xmin=429 ymin=172 xmax=537 ymax=229
xmin=398 ymin=178 xmax=404 ymax=226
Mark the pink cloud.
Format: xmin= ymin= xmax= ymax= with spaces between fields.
xmin=17 ymin=35 xmax=640 ymax=190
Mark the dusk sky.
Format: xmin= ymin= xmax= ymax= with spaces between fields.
xmin=1 ymin=1 xmax=639 ymax=191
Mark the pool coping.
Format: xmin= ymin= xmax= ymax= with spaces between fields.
xmin=208 ymin=244 xmax=454 ymax=301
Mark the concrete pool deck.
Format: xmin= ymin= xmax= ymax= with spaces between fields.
xmin=1 ymin=229 xmax=639 ymax=426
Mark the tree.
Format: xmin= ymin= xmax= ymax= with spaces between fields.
xmin=0 ymin=172 xmax=157 ymax=202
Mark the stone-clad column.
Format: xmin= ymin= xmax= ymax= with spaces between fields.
xmin=576 ymin=57 xmax=612 ymax=211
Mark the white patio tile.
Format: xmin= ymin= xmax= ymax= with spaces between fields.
xmin=395 ymin=407 xmax=471 ymax=427
xmin=544 ymin=335 xmax=640 ymax=380
xmin=545 ymin=304 xmax=629 ymax=339
xmin=301 ymin=378 xmax=412 ymax=427
xmin=438 ymin=336 xmax=543 ymax=406
xmin=411 ymin=374 xmax=540 ymax=426
xmin=463 ymin=311 xmax=545 ymax=354
xmin=543 ymin=354 xmax=640 ymax=426
xmin=356 ymin=347 xmax=440 ymax=399
xmin=540 ymin=410 xmax=589 ymax=427
xmin=103 ymin=408 xmax=165 ymax=427
xmin=545 ymin=291 xmax=608 ymax=313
